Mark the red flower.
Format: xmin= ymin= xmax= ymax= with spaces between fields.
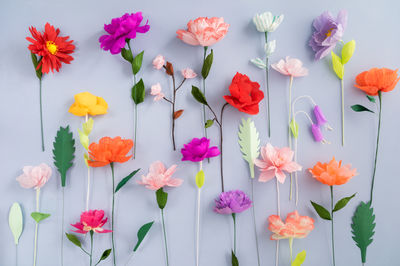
xmin=26 ymin=23 xmax=75 ymax=74
xmin=223 ymin=72 xmax=264 ymax=114
xmin=71 ymin=210 xmax=112 ymax=234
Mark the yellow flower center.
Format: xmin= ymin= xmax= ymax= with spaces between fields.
xmin=46 ymin=41 xmax=58 ymax=55
xmin=325 ymin=28 xmax=334 ymax=38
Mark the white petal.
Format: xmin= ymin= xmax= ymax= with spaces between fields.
xmin=269 ymin=14 xmax=284 ymax=32
xmin=250 ymin=58 xmax=267 ymax=69
xmin=264 ymin=40 xmax=276 ymax=57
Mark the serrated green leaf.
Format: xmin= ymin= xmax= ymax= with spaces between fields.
xmin=331 ymin=51 xmax=344 ymax=80
xmin=132 ymin=51 xmax=144 ymax=75
xmin=351 ymin=201 xmax=375 ymax=263
xmin=191 ymin=86 xmax=208 ymax=105
xmin=333 ymin=193 xmax=356 ymax=212
xmin=30 ymin=52 xmax=42 ymax=79
xmin=195 ymin=170 xmax=205 ymax=188
xmin=133 ymin=221 xmax=154 ymax=252
xmin=96 ymin=249 xmax=112 ymax=264
xmin=310 ymin=201 xmax=331 ymax=220
xmin=205 ymin=119 xmax=214 ymax=128
xmin=115 ymin=169 xmax=140 ymax=193
xmin=202 ymin=49 xmax=213 ymax=79
xmin=121 ymin=48 xmax=133 ymax=63
xmin=292 ymin=250 xmax=306 ymax=266
xmin=156 ymin=188 xmax=168 ymax=210
xmin=231 ymin=250 xmax=239 ymax=266
xmin=131 ymin=78 xmax=145 ymax=105
xmin=53 ymin=126 xmax=76 ymax=187
xmin=82 ymin=118 xmax=94 ymax=135
xmin=31 ymin=212 xmax=50 ymax=223
xmin=290 ymin=119 xmax=299 ymax=139
xmin=238 ymin=118 xmax=260 ymax=179
xmin=9 ymin=202 xmax=23 ymax=245
xmin=341 ymin=40 xmax=356 ymax=65
xmin=351 ymin=104 xmax=374 ymax=113
xmin=65 ymin=233 xmax=82 ymax=248
xmin=78 ymin=129 xmax=89 ymax=150
xmin=366 ymin=95 xmax=376 ymax=103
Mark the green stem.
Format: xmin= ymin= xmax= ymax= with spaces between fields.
xmin=61 ymin=187 xmax=65 ymax=266
xmin=288 ymin=76 xmax=293 ymax=201
xmin=134 ymin=102 xmax=137 ymax=159
xmin=90 ymin=231 xmax=93 ymax=266
xmin=330 ymin=186 xmax=336 ymax=266
xmin=161 ymin=209 xmax=169 ymax=266
xmin=110 ymin=163 xmax=116 ymax=266
xmin=264 ymin=32 xmax=271 ymax=137
xmin=33 ymin=188 xmax=40 ymax=266
xmin=289 ymin=238 xmax=293 ymax=264
xmin=39 ymin=78 xmax=44 ymax=151
xmin=370 ymin=91 xmax=382 ymax=203
xmin=341 ymin=78 xmax=345 ymax=146
xmin=202 ymin=46 xmax=209 ymax=163
xmin=251 ymin=180 xmax=261 ymax=266
xmin=232 ymin=213 xmax=237 ymax=254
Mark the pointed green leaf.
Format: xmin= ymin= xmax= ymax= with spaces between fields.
xmin=290 ymin=119 xmax=299 ymax=139
xmin=292 ymin=250 xmax=306 ymax=266
xmin=9 ymin=202 xmax=23 ymax=245
xmin=351 ymin=104 xmax=374 ymax=113
xmin=341 ymin=40 xmax=356 ymax=65
xmin=115 ymin=169 xmax=140 ymax=193
xmin=333 ymin=193 xmax=356 ymax=212
xmin=53 ymin=126 xmax=76 ymax=187
xmin=205 ymin=119 xmax=214 ymax=128
xmin=83 ymin=153 xmax=89 ymax=167
xmin=238 ymin=118 xmax=260 ymax=179
xmin=351 ymin=201 xmax=375 ymax=263
xmin=310 ymin=201 xmax=331 ymax=220
xmin=65 ymin=233 xmax=82 ymax=248
xmin=133 ymin=221 xmax=154 ymax=252
xmin=82 ymin=118 xmax=94 ymax=135
xmin=96 ymin=249 xmax=112 ymax=264
xmin=78 ymin=129 xmax=89 ymax=150
xmin=156 ymin=188 xmax=168 ymax=210
xmin=195 ymin=170 xmax=205 ymax=188
xmin=132 ymin=51 xmax=144 ymax=75
xmin=231 ymin=250 xmax=239 ymax=266
xmin=31 ymin=212 xmax=50 ymax=223
xmin=201 ymin=49 xmax=213 ymax=79
xmin=131 ymin=78 xmax=145 ymax=105
xmin=366 ymin=95 xmax=376 ymax=103
xmin=191 ymin=86 xmax=208 ymax=105
xmin=30 ymin=52 xmax=42 ymax=79
xmin=331 ymin=51 xmax=344 ymax=79
xmin=121 ymin=48 xmax=133 ymax=63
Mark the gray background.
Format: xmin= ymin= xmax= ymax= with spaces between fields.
xmin=1 ymin=0 xmax=399 ymax=265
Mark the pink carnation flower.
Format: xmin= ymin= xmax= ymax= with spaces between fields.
xmin=16 ymin=163 xmax=52 ymax=190
xmin=71 ymin=210 xmax=112 ymax=234
xmin=151 ymin=83 xmax=165 ymax=101
xmin=271 ymin=56 xmax=309 ymax=77
xmin=181 ymin=68 xmax=197 ymax=79
xmin=268 ymin=211 xmax=314 ymax=240
xmin=137 ymin=161 xmax=183 ymax=190
xmin=153 ymin=55 xmax=165 ymax=70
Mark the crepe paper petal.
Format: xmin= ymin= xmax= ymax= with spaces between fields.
xmin=351 ymin=104 xmax=374 ymax=113
xmin=341 ymin=40 xmax=356 ymax=65
xmin=9 ymin=203 xmax=23 ymax=245
xmin=153 ymin=55 xmax=165 ymax=69
xmin=310 ymin=201 xmax=331 ymax=220
xmin=238 ymin=118 xmax=260 ymax=179
xmin=264 ymin=40 xmax=276 ymax=57
xmin=137 ymin=161 xmax=182 ymax=191
xmin=115 ymin=169 xmax=140 ymax=193
xmin=333 ymin=193 xmax=356 ymax=212
xmin=88 ymin=137 xmax=133 ymax=167
xmin=31 ymin=212 xmax=51 ymax=223
xmin=309 ymin=157 xmax=358 ymax=186
xmin=292 ymin=250 xmax=306 ymax=266
xmin=181 ymin=68 xmax=197 ymax=79
xmin=65 ymin=233 xmax=82 ymax=248
xmin=53 ymin=126 xmax=76 ymax=187
xmin=16 ymin=164 xmax=52 ymax=190
xmin=331 ymin=52 xmax=344 ymax=80
xmin=195 ymin=170 xmax=205 ymax=189
xmin=133 ymin=221 xmax=154 ymax=252
xmin=69 ymin=92 xmax=108 ymax=117
xmin=271 ymin=57 xmax=308 ymax=77
xmin=96 ymin=249 xmax=112 ymax=264
xmin=250 ymin=58 xmax=267 ymax=69
xmin=351 ymin=201 xmax=376 ymax=264
xmin=214 ymin=190 xmax=252 ymax=214
xmin=252 ymin=12 xmax=284 ymax=33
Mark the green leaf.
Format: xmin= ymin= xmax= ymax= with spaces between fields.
xmin=82 ymin=118 xmax=94 ymax=135
xmin=156 ymin=188 xmax=168 ymax=210
xmin=351 ymin=104 xmax=374 ymax=113
xmin=78 ymin=129 xmax=89 ymax=150
xmin=238 ymin=118 xmax=260 ymax=179
xmin=331 ymin=51 xmax=344 ymax=80
xmin=132 ymin=51 xmax=144 ymax=75
xmin=351 ymin=201 xmax=375 ymax=263
xmin=231 ymin=250 xmax=239 ymax=266
xmin=191 ymin=86 xmax=208 ymax=105
xmin=53 ymin=126 xmax=76 ymax=187
xmin=30 ymin=52 xmax=42 ymax=79
xmin=201 ymin=49 xmax=213 ymax=79
xmin=121 ymin=48 xmax=133 ymax=63
xmin=195 ymin=170 xmax=205 ymax=188
xmin=310 ymin=201 xmax=331 ymax=220
xmin=31 ymin=212 xmax=50 ymax=223
xmin=333 ymin=193 xmax=356 ymax=212
xmin=205 ymin=119 xmax=214 ymax=128
xmin=133 ymin=221 xmax=154 ymax=252
xmin=290 ymin=119 xmax=299 ymax=139
xmin=9 ymin=202 xmax=23 ymax=245
xmin=341 ymin=40 xmax=356 ymax=65
xmin=292 ymin=250 xmax=306 ymax=266
xmin=131 ymin=78 xmax=145 ymax=105
xmin=96 ymin=249 xmax=112 ymax=264
xmin=366 ymin=95 xmax=376 ymax=103
xmin=115 ymin=169 xmax=140 ymax=193
xmin=65 ymin=233 xmax=82 ymax=248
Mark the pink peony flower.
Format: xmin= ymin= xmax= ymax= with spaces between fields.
xmin=254 ymin=143 xmax=301 ymax=183
xmin=16 ymin=163 xmax=52 ymax=190
xmin=71 ymin=210 xmax=112 ymax=234
xmin=153 ymin=55 xmax=165 ymax=70
xmin=271 ymin=56 xmax=309 ymax=77
xmin=268 ymin=211 xmax=314 ymax=240
xmin=150 ymin=83 xmax=165 ymax=101
xmin=181 ymin=68 xmax=197 ymax=79
xmin=176 ymin=17 xmax=229 ymax=47
xmin=137 ymin=161 xmax=183 ymax=190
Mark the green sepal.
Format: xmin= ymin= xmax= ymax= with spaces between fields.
xmin=292 ymin=250 xmax=306 ymax=266
xmin=156 ymin=188 xmax=168 ymax=210
xmin=290 ymin=119 xmax=299 ymax=139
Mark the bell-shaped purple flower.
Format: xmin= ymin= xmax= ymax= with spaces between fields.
xmin=181 ymin=137 xmax=220 ymax=162
xmin=313 ymin=105 xmax=333 ymax=130
xmin=214 ymin=190 xmax=252 ymax=214
xmin=311 ymin=124 xmax=330 ymax=144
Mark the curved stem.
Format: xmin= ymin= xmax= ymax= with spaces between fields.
xmin=341 ymin=78 xmax=345 ymax=146
xmin=218 ymin=103 xmax=229 ymax=192
xmin=251 ymin=179 xmax=261 ymax=266
xmin=370 ymin=91 xmax=382 ymax=203
xmin=294 ymin=111 xmax=314 ymax=125
xmin=330 ymin=186 xmax=336 ymax=266
xmin=264 ymin=32 xmax=271 ymax=137
xmin=161 ymin=209 xmax=169 ymax=266
xmin=39 ymin=78 xmax=44 ymax=151
xmin=110 ymin=163 xmax=116 ymax=266
xmin=202 ymin=46 xmax=208 ymax=142
xmin=33 ymin=188 xmax=40 ymax=266
xmin=90 ymin=231 xmax=94 ymax=266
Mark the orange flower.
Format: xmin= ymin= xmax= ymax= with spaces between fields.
xmin=309 ymin=157 xmax=357 ymax=186
xmin=88 ymin=137 xmax=133 ymax=167
xmin=355 ymin=68 xmax=400 ymax=96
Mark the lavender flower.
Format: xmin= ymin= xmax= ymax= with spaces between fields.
xmin=181 ymin=137 xmax=220 ymax=162
xmin=313 ymin=105 xmax=333 ymax=130
xmin=311 ymin=124 xmax=330 ymax=144
xmin=214 ymin=190 xmax=252 ymax=214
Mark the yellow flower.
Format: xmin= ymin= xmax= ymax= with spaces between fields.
xmin=69 ymin=92 xmax=108 ymax=116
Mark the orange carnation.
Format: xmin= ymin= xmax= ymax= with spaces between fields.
xmin=88 ymin=137 xmax=133 ymax=167
xmin=309 ymin=157 xmax=357 ymax=186
xmin=355 ymin=68 xmax=400 ymax=96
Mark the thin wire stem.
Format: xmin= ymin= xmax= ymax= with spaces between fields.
xmin=341 ymin=78 xmax=345 ymax=146
xmin=289 ymin=238 xmax=293 ymax=264
xmin=288 ymin=76 xmax=294 ymax=201
xmin=264 ymin=32 xmax=271 ymax=137
xmin=202 ymin=46 xmax=208 ymax=142
xmin=39 ymin=78 xmax=44 ymax=151
xmin=90 ymin=231 xmax=93 ymax=266
xmin=134 ymin=99 xmax=138 ymax=159
xmin=330 ymin=186 xmax=336 ymax=266
xmin=295 ymin=138 xmax=299 ymax=205
xmin=85 ymin=115 xmax=91 ymax=211
xmin=128 ymin=41 xmax=138 ymax=159
xmin=161 ymin=209 xmax=169 ymax=266
xmin=232 ymin=214 xmax=237 ymax=254
xmin=110 ymin=163 xmax=116 ymax=266
xmin=61 ymin=187 xmax=65 ymax=266
xmin=251 ymin=179 xmax=261 ymax=266
xmin=196 ymin=162 xmax=202 ymax=266
xmin=33 ymin=188 xmax=40 ymax=266
xmin=275 ymin=180 xmax=280 ymax=266
xmin=218 ymin=103 xmax=229 ymax=192
xmin=370 ymin=91 xmax=382 ymax=203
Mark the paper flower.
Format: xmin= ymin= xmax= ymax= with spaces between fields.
xmin=153 ymin=55 xmax=165 ymax=69
xmin=214 ymin=190 xmax=252 ymax=214
xmin=355 ymin=68 xmax=400 ymax=96
xmin=311 ymin=124 xmax=328 ymax=144
xmin=137 ymin=161 xmax=183 ymax=191
xmin=223 ymin=72 xmax=264 ymax=115
xmin=181 ymin=137 xmax=220 ymax=162
xmin=150 ymin=83 xmax=165 ymax=101
xmin=313 ymin=105 xmax=329 ymax=128
xmin=271 ymin=57 xmax=308 ymax=77
xmin=16 ymin=163 xmax=52 ymax=190
xmin=181 ymin=68 xmax=197 ymax=79
xmin=71 ymin=210 xmax=112 ymax=234
xmin=309 ymin=157 xmax=357 ymax=186
xmin=68 ymin=92 xmax=108 ymax=117
xmin=309 ymin=10 xmax=347 ymax=60
xmin=88 ymin=137 xmax=133 ymax=167
xmin=253 ymin=12 xmax=284 ymax=33
xmin=176 ymin=17 xmax=229 ymax=46
xmin=99 ymin=12 xmax=150 ymax=54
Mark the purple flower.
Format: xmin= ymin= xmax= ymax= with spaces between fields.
xmin=214 ymin=190 xmax=252 ymax=214
xmin=313 ymin=105 xmax=327 ymax=126
xmin=311 ymin=124 xmax=330 ymax=144
xmin=181 ymin=137 xmax=220 ymax=162
xmin=99 ymin=12 xmax=150 ymax=55
xmin=309 ymin=10 xmax=347 ymax=60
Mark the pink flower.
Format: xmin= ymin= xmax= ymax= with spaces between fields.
xmin=268 ymin=211 xmax=314 ymax=240
xmin=71 ymin=210 xmax=112 ymax=234
xmin=16 ymin=163 xmax=52 ymax=190
xmin=254 ymin=143 xmax=301 ymax=183
xmin=151 ymin=83 xmax=165 ymax=101
xmin=153 ymin=55 xmax=165 ymax=70
xmin=271 ymin=56 xmax=309 ymax=77
xmin=137 ymin=161 xmax=183 ymax=190
xmin=176 ymin=17 xmax=229 ymax=47
xmin=181 ymin=68 xmax=197 ymax=79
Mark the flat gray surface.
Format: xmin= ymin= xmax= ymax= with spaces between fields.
xmin=0 ymin=0 xmax=399 ymax=265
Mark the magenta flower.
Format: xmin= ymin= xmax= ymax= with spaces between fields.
xmin=71 ymin=210 xmax=112 ymax=234
xmin=99 ymin=12 xmax=150 ymax=54
xmin=309 ymin=10 xmax=348 ymax=60
xmin=214 ymin=190 xmax=252 ymax=214
xmin=181 ymin=137 xmax=220 ymax=162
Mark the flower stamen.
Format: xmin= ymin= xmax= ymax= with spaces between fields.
xmin=46 ymin=41 xmax=58 ymax=55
